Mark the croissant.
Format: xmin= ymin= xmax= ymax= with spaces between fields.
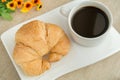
xmin=13 ymin=20 xmax=70 ymax=76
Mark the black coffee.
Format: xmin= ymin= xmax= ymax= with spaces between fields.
xmin=71 ymin=6 xmax=109 ymax=38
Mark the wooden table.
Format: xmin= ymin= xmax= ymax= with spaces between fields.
xmin=0 ymin=0 xmax=120 ymax=80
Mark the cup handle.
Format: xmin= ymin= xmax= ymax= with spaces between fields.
xmin=60 ymin=7 xmax=71 ymax=17
xmin=60 ymin=0 xmax=83 ymax=17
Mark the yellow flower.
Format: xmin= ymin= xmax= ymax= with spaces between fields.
xmin=11 ymin=0 xmax=23 ymax=8
xmin=36 ymin=4 xmax=42 ymax=11
xmin=12 ymin=0 xmax=17 ymax=2
xmin=16 ymin=0 xmax=23 ymax=8
xmin=32 ymin=0 xmax=41 ymax=6
xmin=2 ymin=0 xmax=6 ymax=2
xmin=21 ymin=1 xmax=33 ymax=13
xmin=6 ymin=1 xmax=17 ymax=10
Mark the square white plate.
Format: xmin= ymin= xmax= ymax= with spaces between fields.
xmin=1 ymin=0 xmax=120 ymax=80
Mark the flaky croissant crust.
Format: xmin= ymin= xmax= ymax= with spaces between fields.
xmin=13 ymin=20 xmax=70 ymax=76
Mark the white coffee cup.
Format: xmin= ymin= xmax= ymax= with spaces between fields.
xmin=60 ymin=0 xmax=113 ymax=47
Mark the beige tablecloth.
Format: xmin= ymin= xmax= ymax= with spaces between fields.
xmin=0 ymin=0 xmax=120 ymax=80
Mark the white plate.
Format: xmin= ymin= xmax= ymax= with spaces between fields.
xmin=1 ymin=0 xmax=120 ymax=80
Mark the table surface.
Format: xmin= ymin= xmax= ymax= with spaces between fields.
xmin=0 ymin=0 xmax=120 ymax=80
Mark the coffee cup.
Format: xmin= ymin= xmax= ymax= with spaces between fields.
xmin=60 ymin=0 xmax=112 ymax=46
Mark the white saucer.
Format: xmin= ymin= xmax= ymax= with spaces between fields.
xmin=1 ymin=0 xmax=120 ymax=80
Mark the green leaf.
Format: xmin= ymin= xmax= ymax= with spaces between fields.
xmin=0 ymin=7 xmax=15 ymax=13
xmin=0 ymin=3 xmax=5 ymax=8
xmin=1 ymin=12 xmax=12 ymax=20
xmin=6 ymin=8 xmax=15 ymax=13
xmin=0 ymin=7 xmax=7 ymax=12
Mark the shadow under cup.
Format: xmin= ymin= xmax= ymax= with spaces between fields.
xmin=68 ymin=1 xmax=112 ymax=46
